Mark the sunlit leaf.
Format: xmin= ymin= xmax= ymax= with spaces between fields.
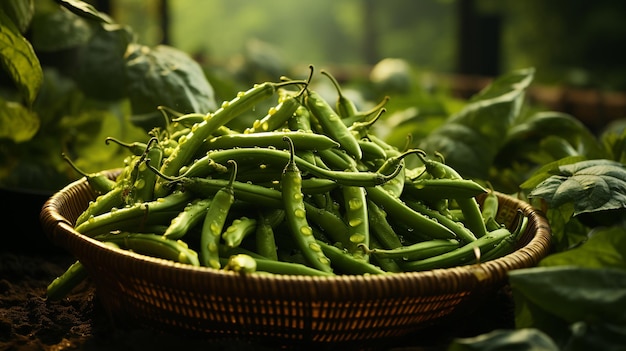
xmin=0 ymin=98 xmax=39 ymax=142
xmin=0 ymin=10 xmax=42 ymax=105
xmin=539 ymin=226 xmax=626 ymax=269
xmin=54 ymin=0 xmax=114 ymax=24
xmin=528 ymin=159 xmax=626 ymax=216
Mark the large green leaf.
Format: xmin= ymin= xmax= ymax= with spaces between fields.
xmin=72 ymin=24 xmax=132 ymax=101
xmin=54 ymin=0 xmax=113 ymax=24
xmin=418 ymin=67 xmax=534 ymax=179
xmin=528 ymin=159 xmax=626 ymax=216
xmin=510 ymin=267 xmax=626 ymax=348
xmin=0 ymin=98 xmax=39 ymax=142
xmin=30 ymin=6 xmax=93 ymax=52
xmin=0 ymin=0 xmax=34 ymax=33
xmin=539 ymin=226 xmax=626 ymax=270
xmin=0 ymin=10 xmax=42 ymax=105
xmin=124 ymin=44 xmax=217 ymax=115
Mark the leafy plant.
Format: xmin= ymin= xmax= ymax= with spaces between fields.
xmin=0 ymin=0 xmax=217 ymax=191
xmin=374 ymin=67 xmax=626 ymax=350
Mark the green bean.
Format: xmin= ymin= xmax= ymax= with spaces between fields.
xmin=62 ymin=153 xmax=116 ymax=195
xmin=74 ymin=190 xmax=193 ymax=237
xmin=156 ymin=79 xmax=305 ymax=196
xmin=305 ymin=76 xmax=362 ymax=159
xmin=402 ymin=178 xmax=488 ymax=202
xmin=365 ymin=185 xmax=457 ymax=240
xmin=341 ymin=183 xmax=370 ymax=261
xmin=222 ymin=247 xmax=335 ymax=276
xmin=342 ymin=95 xmax=389 ymax=127
xmin=405 ymin=199 xmax=477 ymax=243
xmin=206 ymin=148 xmax=402 ymax=187
xmin=366 ymin=200 xmax=403 ymax=249
xmin=163 ymin=197 xmax=212 ymax=240
xmin=480 ymin=211 xmax=528 ymax=262
xmin=303 ymin=202 xmax=350 ymax=245
xmin=255 ymin=209 xmax=283 ymax=260
xmin=400 ymin=227 xmax=512 ymax=272
xmin=416 ymin=150 xmax=488 ymax=238
xmin=95 ymin=232 xmax=200 ymax=266
xmin=128 ymin=137 xmax=163 ymax=203
xmin=281 ymin=136 xmax=333 ymax=273
xmin=358 ymin=138 xmax=388 ymax=161
xmin=46 ymin=260 xmax=89 ymax=300
xmin=223 ymin=254 xmax=257 ymax=273
xmin=200 ymin=160 xmax=238 ymax=269
xmin=201 ymin=131 xmax=339 ymax=152
xmin=222 ymin=216 xmax=257 ymax=248
xmin=74 ymin=186 xmax=125 ymax=227
xmin=316 ymin=241 xmax=387 ymax=275
xmin=321 ymin=69 xmax=358 ymax=118
xmin=360 ymin=238 xmax=460 ymax=261
xmin=105 ymin=137 xmax=148 ymax=156
xmin=481 ymin=183 xmax=501 ymax=231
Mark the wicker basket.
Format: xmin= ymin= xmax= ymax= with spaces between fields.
xmin=40 ymin=169 xmax=551 ymax=347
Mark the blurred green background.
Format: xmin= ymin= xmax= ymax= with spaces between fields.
xmin=110 ymin=0 xmax=626 ymax=90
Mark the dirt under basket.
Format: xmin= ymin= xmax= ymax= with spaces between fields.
xmin=40 ymin=169 xmax=552 ymax=347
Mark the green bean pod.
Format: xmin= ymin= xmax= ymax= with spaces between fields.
xmin=400 ymin=227 xmax=512 ymax=272
xmin=95 ymin=232 xmax=200 ymax=266
xmin=405 ymin=199 xmax=477 ymax=243
xmin=366 ymin=200 xmax=403 ymax=249
xmin=62 ymin=153 xmax=117 ymax=195
xmin=255 ymin=210 xmax=283 ymax=261
xmin=74 ymin=191 xmax=193 ymax=237
xmin=281 ymin=137 xmax=333 ymax=273
xmin=163 ymin=197 xmax=212 ymax=240
xmin=321 ymin=69 xmax=358 ymax=118
xmin=222 ymin=216 xmax=257 ymax=248
xmin=341 ymin=184 xmax=370 ymax=261
xmin=402 ymin=178 xmax=488 ymax=202
xmin=201 ymin=131 xmax=340 ymax=152
xmin=46 ymin=260 xmax=88 ymax=300
xmin=361 ymin=238 xmax=460 ymax=261
xmin=74 ymin=186 xmax=125 ymax=227
xmin=200 ymin=161 xmax=238 ymax=269
xmin=156 ymin=80 xmax=304 ymax=196
xmin=366 ymin=185 xmax=457 ymax=240
xmin=317 ymin=241 xmax=387 ymax=275
xmin=416 ymin=150 xmax=488 ymax=238
xmin=305 ymin=88 xmax=362 ymax=160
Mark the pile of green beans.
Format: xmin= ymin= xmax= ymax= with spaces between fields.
xmin=48 ymin=66 xmax=528 ymax=299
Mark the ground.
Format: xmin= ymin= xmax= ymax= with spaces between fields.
xmin=0 ymin=191 xmax=515 ymax=351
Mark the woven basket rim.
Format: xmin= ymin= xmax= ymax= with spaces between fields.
xmin=40 ymin=169 xmax=552 ymax=287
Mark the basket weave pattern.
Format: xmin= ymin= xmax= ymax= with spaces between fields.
xmin=40 ymin=170 xmax=551 ymax=345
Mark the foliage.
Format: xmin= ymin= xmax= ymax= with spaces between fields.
xmin=0 ymin=0 xmax=216 ymax=191
xmin=380 ymin=68 xmax=626 ymax=350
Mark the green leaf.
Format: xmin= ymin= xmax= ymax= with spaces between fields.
xmin=30 ymin=6 xmax=93 ymax=52
xmin=418 ymin=67 xmax=534 ymax=179
xmin=124 ymin=44 xmax=217 ymax=115
xmin=447 ymin=328 xmax=559 ymax=351
xmin=528 ymin=159 xmax=626 ymax=216
xmin=54 ymin=0 xmax=114 ymax=24
xmin=72 ymin=24 xmax=132 ymax=101
xmin=0 ymin=0 xmax=34 ymax=33
xmin=519 ymin=155 xmax=587 ymax=191
xmin=0 ymin=10 xmax=43 ymax=105
xmin=539 ymin=226 xmax=626 ymax=270
xmin=509 ymin=267 xmax=626 ymax=348
xmin=0 ymin=98 xmax=40 ymax=142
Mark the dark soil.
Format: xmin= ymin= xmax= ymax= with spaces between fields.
xmin=0 ymin=190 xmax=515 ymax=351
